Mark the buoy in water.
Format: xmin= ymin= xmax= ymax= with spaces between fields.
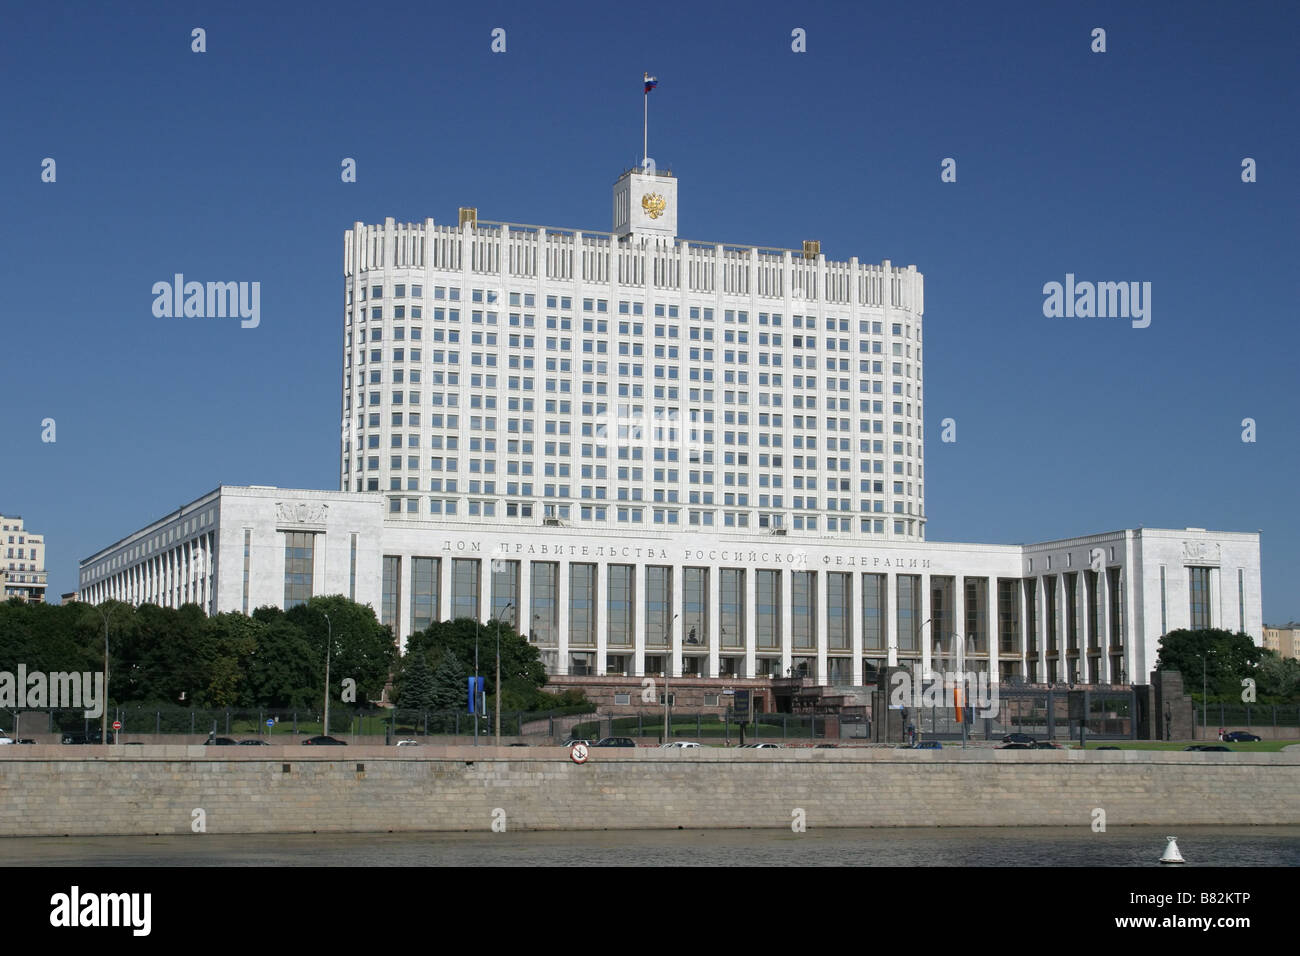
xmin=1159 ymin=836 xmax=1186 ymax=865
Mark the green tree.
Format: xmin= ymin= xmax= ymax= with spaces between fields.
xmin=430 ymin=648 xmax=468 ymax=712
xmin=1255 ymin=650 xmax=1300 ymax=702
xmin=406 ymin=616 xmax=546 ymax=698
xmin=1156 ymin=628 xmax=1264 ymax=701
xmin=284 ymin=595 xmax=396 ymax=706
xmin=397 ymin=651 xmax=437 ymax=711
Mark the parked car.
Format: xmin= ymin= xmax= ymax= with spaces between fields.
xmin=301 ymin=735 xmax=347 ymax=745
xmin=60 ymin=732 xmax=114 ymax=745
xmin=395 ymin=739 xmax=421 ymax=747
xmin=1186 ymin=744 xmax=1231 ymax=752
xmin=814 ymin=743 xmax=839 ymax=749
xmin=561 ymin=738 xmax=591 ymax=748
xmin=1223 ymin=731 xmax=1260 ymax=742
xmin=998 ymin=743 xmax=1032 ymax=749
xmin=16 ymin=739 xmax=36 ymax=745
xmin=739 ymin=742 xmax=782 ymax=749
xmin=912 ymin=740 xmax=943 ymax=750
xmin=1031 ymin=740 xmax=1062 ymax=749
xmin=1096 ymin=746 xmax=1121 ymax=751
xmin=660 ymin=741 xmax=701 ymax=749
xmin=1001 ymin=733 xmax=1035 ymax=744
xmin=0 ymin=736 xmax=13 ymax=745
xmin=206 ymin=736 xmax=239 ymax=746
xmin=593 ymin=737 xmax=635 ymax=747
xmin=237 ymin=739 xmax=270 ymax=745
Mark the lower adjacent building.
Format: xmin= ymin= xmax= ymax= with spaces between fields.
xmin=79 ymin=485 xmax=1262 ymax=697
xmin=1263 ymin=623 xmax=1299 ymax=660
xmin=2 ymin=513 xmax=47 ymax=603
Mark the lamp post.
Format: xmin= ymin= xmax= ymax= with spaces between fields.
xmin=661 ymin=613 xmax=678 ymax=744
xmin=1194 ymin=652 xmax=1208 ymax=740
xmin=495 ymin=601 xmax=514 ymax=746
xmin=474 ymin=618 xmax=480 ymax=747
xmin=93 ymin=603 xmax=121 ymax=745
xmin=321 ymin=612 xmax=332 ymax=737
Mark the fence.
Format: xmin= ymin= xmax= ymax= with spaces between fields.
xmin=8 ymin=705 xmax=593 ymax=741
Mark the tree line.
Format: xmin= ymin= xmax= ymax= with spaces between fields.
xmin=0 ymin=596 xmax=585 ymax=714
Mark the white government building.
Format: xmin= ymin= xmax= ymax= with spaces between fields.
xmin=79 ymin=164 xmax=1262 ymax=691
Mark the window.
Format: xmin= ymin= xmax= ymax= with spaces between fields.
xmin=411 ymin=557 xmax=439 ymax=633
xmin=283 ymin=532 xmax=315 ymax=609
xmin=1189 ymin=567 xmax=1211 ymax=630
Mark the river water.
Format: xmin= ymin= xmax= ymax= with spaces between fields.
xmin=1 ymin=826 xmax=1296 ymax=867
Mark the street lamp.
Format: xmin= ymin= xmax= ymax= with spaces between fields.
xmin=93 ymin=603 xmax=122 ymax=745
xmin=661 ymin=613 xmax=678 ymax=744
xmin=321 ymin=612 xmax=332 ymax=737
xmin=1194 ymin=651 xmax=1208 ymax=740
xmin=495 ymin=601 xmax=514 ymax=746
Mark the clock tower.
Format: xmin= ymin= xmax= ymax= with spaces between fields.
xmin=613 ymin=166 xmax=678 ymax=241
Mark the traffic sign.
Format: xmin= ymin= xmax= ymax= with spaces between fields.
xmin=266 ymin=719 xmax=275 ymax=728
xmin=570 ymin=742 xmax=589 ymax=764
xmin=111 ymin=720 xmax=121 ymax=731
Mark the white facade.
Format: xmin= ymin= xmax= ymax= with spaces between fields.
xmin=1 ymin=513 xmax=47 ymax=602
xmin=339 ymin=168 xmax=927 ymax=541
xmin=77 ymin=162 xmax=1266 ymax=686
xmin=79 ymin=485 xmax=1263 ymax=687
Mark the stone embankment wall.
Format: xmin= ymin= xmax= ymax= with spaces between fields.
xmin=0 ymin=746 xmax=1295 ymax=836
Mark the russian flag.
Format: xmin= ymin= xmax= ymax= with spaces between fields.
xmin=644 ymin=73 xmax=658 ymax=94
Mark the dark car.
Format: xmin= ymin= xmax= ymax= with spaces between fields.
xmin=301 ymin=735 xmax=347 ymax=745
xmin=61 ymin=732 xmax=114 ymax=745
xmin=16 ymin=739 xmax=36 ymax=745
xmin=1096 ymin=746 xmax=1121 ymax=751
xmin=1031 ymin=741 xmax=1061 ymax=749
xmin=1186 ymin=744 xmax=1231 ymax=752
xmin=1223 ymin=731 xmax=1261 ymax=742
xmin=238 ymin=739 xmax=270 ymax=746
xmin=593 ymin=737 xmax=635 ymax=747
xmin=206 ymin=736 xmax=239 ymax=745
xmin=1001 ymin=733 xmax=1035 ymax=744
xmin=912 ymin=740 xmax=943 ymax=750
xmin=998 ymin=743 xmax=1032 ymax=749
xmin=814 ymin=743 xmax=839 ymax=749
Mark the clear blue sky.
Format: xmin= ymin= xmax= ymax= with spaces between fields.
xmin=2 ymin=1 xmax=1297 ymax=622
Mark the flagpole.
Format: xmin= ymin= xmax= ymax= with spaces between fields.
xmin=643 ymin=80 xmax=648 ymax=168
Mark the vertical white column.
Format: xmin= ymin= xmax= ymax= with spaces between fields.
xmin=816 ymin=570 xmax=829 ymax=684
xmin=986 ymin=577 xmax=998 ymax=682
xmin=595 ymin=560 xmax=609 ymax=676
xmin=885 ymin=572 xmax=898 ymax=667
xmin=670 ymin=563 xmax=683 ymax=678
xmin=851 ymin=572 xmax=864 ymax=684
xmin=631 ymin=563 xmax=645 ymax=675
xmin=918 ymin=572 xmax=932 ymax=674
xmin=1099 ymin=568 xmax=1112 ymax=683
xmin=557 ymin=560 xmax=570 ymax=676
xmin=707 ymin=567 xmax=721 ymax=680
xmin=744 ymin=567 xmax=756 ymax=680
xmin=780 ymin=568 xmax=793 ymax=677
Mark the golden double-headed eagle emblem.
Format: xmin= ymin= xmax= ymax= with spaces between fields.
xmin=641 ymin=193 xmax=667 ymax=219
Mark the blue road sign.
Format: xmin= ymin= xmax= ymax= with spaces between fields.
xmin=468 ymin=676 xmax=485 ymax=713
xmin=266 ymin=719 xmax=275 ymax=728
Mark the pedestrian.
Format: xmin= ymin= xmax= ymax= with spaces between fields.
xmin=1218 ymin=727 xmax=1224 ymax=741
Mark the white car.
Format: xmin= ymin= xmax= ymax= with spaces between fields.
xmin=660 ymin=741 xmax=701 ymax=749
xmin=0 ymin=736 xmax=13 ymax=745
xmin=395 ymin=739 xmax=421 ymax=747
xmin=738 ymin=742 xmax=782 ymax=749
